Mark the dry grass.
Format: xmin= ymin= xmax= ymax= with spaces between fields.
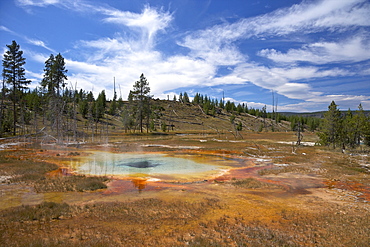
xmin=1 ymin=131 xmax=370 ymax=246
xmin=231 ymin=177 xmax=283 ymax=189
xmin=185 ymin=206 xmax=370 ymax=247
xmin=0 ymin=150 xmax=108 ymax=192
xmin=258 ymin=165 xmax=313 ymax=176
xmin=33 ymin=175 xmax=108 ymax=192
xmin=0 ymin=151 xmax=59 ymax=183
xmin=0 ymin=198 xmax=223 ymax=246
xmin=1 ymin=198 xmax=368 ymax=247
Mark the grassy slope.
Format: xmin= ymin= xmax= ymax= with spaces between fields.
xmin=129 ymin=100 xmax=291 ymax=133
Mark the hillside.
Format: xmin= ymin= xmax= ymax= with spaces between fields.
xmin=0 ymin=97 xmax=294 ymax=141
xmin=105 ymin=100 xmax=291 ymax=136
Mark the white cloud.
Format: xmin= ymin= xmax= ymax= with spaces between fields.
xmin=259 ymin=36 xmax=370 ymax=64
xmin=174 ymin=0 xmax=369 ymax=106
xmin=16 ymin=0 xmax=60 ymax=7
xmin=179 ymin=0 xmax=370 ymax=51
xmin=65 ymin=47 xmax=217 ymax=100
xmin=1 ymin=26 xmax=56 ymax=53
xmin=23 ymin=50 xmax=49 ymax=63
xmin=248 ymin=0 xmax=370 ymax=37
xmin=15 ymin=0 xmax=370 ymax=110
xmin=102 ymin=5 xmax=173 ymax=48
xmin=25 ymin=38 xmax=56 ymax=53
xmin=0 ymin=26 xmax=13 ymax=33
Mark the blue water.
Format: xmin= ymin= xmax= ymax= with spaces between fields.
xmin=73 ymin=152 xmax=222 ymax=178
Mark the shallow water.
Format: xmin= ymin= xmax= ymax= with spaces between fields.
xmin=70 ymin=151 xmax=227 ymax=181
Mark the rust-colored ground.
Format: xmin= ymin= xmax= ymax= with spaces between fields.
xmin=0 ymin=132 xmax=369 ymax=246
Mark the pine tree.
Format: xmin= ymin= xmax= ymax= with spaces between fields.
xmin=109 ymin=89 xmax=117 ymax=116
xmin=0 ymin=71 xmax=7 ymax=136
xmin=183 ymin=92 xmax=190 ymax=103
xmin=363 ymin=117 xmax=370 ymax=146
xmin=237 ymin=104 xmax=243 ymax=115
xmin=40 ymin=53 xmax=68 ymax=141
xmin=262 ymin=105 xmax=267 ymax=128
xmin=94 ymin=90 xmax=106 ymax=122
xmin=2 ymin=41 xmax=30 ymax=135
xmin=219 ymin=99 xmax=224 ymax=109
xmin=24 ymin=88 xmax=42 ymax=134
xmin=354 ymin=104 xmax=367 ymax=146
xmin=225 ymin=101 xmax=233 ymax=112
xmin=343 ymin=109 xmax=355 ymax=148
xmin=236 ymin=121 xmax=242 ymax=131
xmin=179 ymin=92 xmax=183 ymax=103
xmin=203 ymin=101 xmax=211 ymax=115
xmin=193 ymin=93 xmax=200 ymax=104
xmin=79 ymin=98 xmax=88 ymax=118
xmin=130 ymin=74 xmax=151 ymax=133
xmin=318 ymin=101 xmax=342 ymax=148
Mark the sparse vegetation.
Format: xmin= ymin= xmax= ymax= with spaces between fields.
xmin=231 ymin=177 xmax=282 ymax=189
xmin=258 ymin=165 xmax=313 ymax=176
xmin=34 ymin=175 xmax=108 ymax=192
xmin=0 ymin=150 xmax=108 ymax=192
xmin=1 ymin=40 xmax=369 ymax=246
xmin=0 ymin=133 xmax=369 ymax=246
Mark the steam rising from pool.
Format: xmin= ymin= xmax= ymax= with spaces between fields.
xmin=71 ymin=152 xmax=225 ymax=180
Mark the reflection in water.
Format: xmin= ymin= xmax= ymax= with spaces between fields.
xmin=47 ymin=167 xmax=71 ymax=177
xmin=131 ymin=179 xmax=147 ymax=192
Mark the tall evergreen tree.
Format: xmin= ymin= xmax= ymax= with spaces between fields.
xmin=364 ymin=116 xmax=370 ymax=146
xmin=40 ymin=53 xmax=68 ymax=141
xmin=262 ymin=105 xmax=267 ymax=128
xmin=193 ymin=93 xmax=200 ymax=104
xmin=41 ymin=53 xmax=68 ymax=97
xmin=183 ymin=92 xmax=190 ymax=103
xmin=130 ymin=74 xmax=151 ymax=133
xmin=94 ymin=90 xmax=106 ymax=121
xmin=179 ymin=92 xmax=183 ymax=103
xmin=2 ymin=41 xmax=30 ymax=135
xmin=318 ymin=101 xmax=342 ymax=148
xmin=354 ymin=104 xmax=367 ymax=146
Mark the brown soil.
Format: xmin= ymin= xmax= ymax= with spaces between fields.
xmin=0 ymin=132 xmax=369 ymax=246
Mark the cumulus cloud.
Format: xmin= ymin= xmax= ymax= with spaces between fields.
xmin=15 ymin=0 xmax=370 ymax=110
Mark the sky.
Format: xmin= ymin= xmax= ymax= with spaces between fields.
xmin=1 ymin=0 xmax=370 ymax=112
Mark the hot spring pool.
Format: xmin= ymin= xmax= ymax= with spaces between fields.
xmin=70 ymin=151 xmax=227 ymax=180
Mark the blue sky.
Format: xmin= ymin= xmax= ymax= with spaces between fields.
xmin=1 ymin=0 xmax=370 ymax=112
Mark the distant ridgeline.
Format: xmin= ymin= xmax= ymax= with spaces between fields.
xmin=280 ymin=110 xmax=370 ymax=119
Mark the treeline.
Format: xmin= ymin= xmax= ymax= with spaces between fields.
xmin=0 ymin=41 xmax=162 ymax=139
xmin=0 ymin=40 xmax=127 ymax=140
xmin=176 ymin=92 xmax=321 ymax=131
xmin=3 ymin=40 xmax=367 ymax=144
xmin=318 ymin=101 xmax=370 ymax=149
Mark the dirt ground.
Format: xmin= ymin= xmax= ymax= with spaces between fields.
xmin=0 ymin=132 xmax=369 ymax=246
